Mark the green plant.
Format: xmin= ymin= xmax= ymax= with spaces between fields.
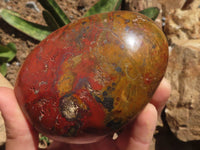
xmin=0 ymin=0 xmax=159 ymax=41
xmin=39 ymin=134 xmax=51 ymax=146
xmin=139 ymin=7 xmax=160 ymax=21
xmin=0 ymin=42 xmax=17 ymax=76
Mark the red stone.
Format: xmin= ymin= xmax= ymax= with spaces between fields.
xmin=14 ymin=11 xmax=168 ymax=144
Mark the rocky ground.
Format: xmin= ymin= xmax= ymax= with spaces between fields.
xmin=0 ymin=0 xmax=200 ymax=149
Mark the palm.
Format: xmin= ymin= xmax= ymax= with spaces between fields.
xmin=0 ymin=79 xmax=171 ymax=150
xmin=51 ymin=137 xmax=121 ymax=150
xmin=49 ymin=130 xmax=132 ymax=150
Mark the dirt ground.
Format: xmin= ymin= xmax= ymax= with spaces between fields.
xmin=0 ymin=0 xmax=200 ymax=150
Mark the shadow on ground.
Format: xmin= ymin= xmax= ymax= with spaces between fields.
xmin=154 ymin=110 xmax=200 ymax=150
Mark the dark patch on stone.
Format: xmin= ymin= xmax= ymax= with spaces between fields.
xmin=103 ymin=91 xmax=108 ymax=96
xmin=125 ymin=19 xmax=130 ymax=24
xmin=106 ymin=119 xmax=123 ymax=131
xmin=152 ymin=44 xmax=156 ymax=49
xmin=95 ymin=96 xmax=102 ymax=103
xmin=115 ymin=66 xmax=122 ymax=72
xmin=64 ymin=123 xmax=81 ymax=137
xmin=102 ymin=97 xmax=114 ymax=112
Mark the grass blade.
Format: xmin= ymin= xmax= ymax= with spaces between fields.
xmin=0 ymin=45 xmax=13 ymax=58
xmin=6 ymin=43 xmax=17 ymax=61
xmin=0 ymin=43 xmax=17 ymax=76
xmin=42 ymin=10 xmax=60 ymax=31
xmin=6 ymin=43 xmax=17 ymax=52
xmin=84 ymin=0 xmax=122 ymax=17
xmin=0 ymin=63 xmax=7 ymax=76
xmin=139 ymin=7 xmax=160 ymax=21
xmin=2 ymin=9 xmax=20 ymax=17
xmin=0 ymin=9 xmax=52 ymax=41
xmin=38 ymin=0 xmax=71 ymax=27
xmin=0 ymin=44 xmax=16 ymax=62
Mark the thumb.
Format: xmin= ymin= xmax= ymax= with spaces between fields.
xmin=0 ymin=87 xmax=38 ymax=150
xmin=116 ymin=103 xmax=157 ymax=150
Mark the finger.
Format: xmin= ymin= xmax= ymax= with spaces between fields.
xmin=48 ymin=136 xmax=118 ymax=150
xmin=0 ymin=87 xmax=29 ymax=137
xmin=116 ymin=103 xmax=157 ymax=150
xmin=0 ymin=87 xmax=38 ymax=150
xmin=150 ymin=78 xmax=171 ymax=114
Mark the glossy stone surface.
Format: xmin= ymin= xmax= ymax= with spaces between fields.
xmin=14 ymin=11 xmax=168 ymax=144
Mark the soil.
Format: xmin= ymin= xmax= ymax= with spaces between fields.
xmin=1 ymin=0 xmax=200 ymax=150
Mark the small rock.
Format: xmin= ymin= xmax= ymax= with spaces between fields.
xmin=26 ymin=1 xmax=40 ymax=12
xmin=112 ymin=133 xmax=118 ymax=140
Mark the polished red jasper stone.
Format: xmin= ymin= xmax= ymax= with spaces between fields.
xmin=14 ymin=11 xmax=168 ymax=143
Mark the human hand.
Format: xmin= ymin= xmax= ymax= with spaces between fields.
xmin=0 ymin=78 xmax=171 ymax=150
